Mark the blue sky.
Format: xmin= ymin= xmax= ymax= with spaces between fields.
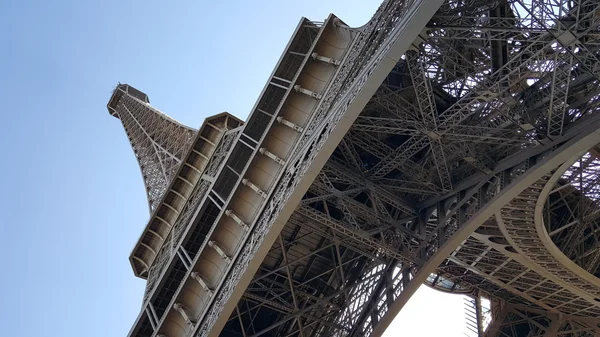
xmin=0 ymin=1 xmax=467 ymax=336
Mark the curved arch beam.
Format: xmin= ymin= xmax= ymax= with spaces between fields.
xmin=491 ymin=150 xmax=600 ymax=312
xmin=536 ymin=157 xmax=600 ymax=286
xmin=372 ymin=125 xmax=600 ymax=337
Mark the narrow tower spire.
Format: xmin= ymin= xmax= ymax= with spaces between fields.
xmin=107 ymin=84 xmax=196 ymax=212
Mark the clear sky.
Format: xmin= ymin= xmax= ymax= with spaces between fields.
xmin=0 ymin=0 xmax=469 ymax=336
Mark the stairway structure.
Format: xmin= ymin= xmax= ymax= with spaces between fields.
xmin=108 ymin=0 xmax=600 ymax=336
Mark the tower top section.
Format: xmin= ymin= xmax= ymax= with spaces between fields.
xmin=108 ymin=84 xmax=150 ymax=116
xmin=107 ymin=83 xmax=197 ymax=212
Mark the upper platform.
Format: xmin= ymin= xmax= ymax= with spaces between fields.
xmin=107 ymin=83 xmax=150 ymax=117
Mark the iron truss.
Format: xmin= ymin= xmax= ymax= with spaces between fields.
xmin=110 ymin=0 xmax=600 ymax=336
xmin=108 ymin=84 xmax=196 ymax=212
xmin=220 ymin=0 xmax=600 ymax=335
xmin=484 ymin=300 xmax=600 ymax=336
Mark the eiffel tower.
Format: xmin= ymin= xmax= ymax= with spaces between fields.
xmin=108 ymin=84 xmax=197 ymax=212
xmin=108 ymin=0 xmax=600 ymax=336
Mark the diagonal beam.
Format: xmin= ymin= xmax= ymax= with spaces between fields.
xmin=406 ymin=49 xmax=453 ymax=190
xmin=366 ymin=19 xmax=564 ymax=179
xmin=323 ymin=159 xmax=417 ymax=215
xmin=247 ymin=278 xmax=367 ymax=337
xmin=277 ymin=234 xmax=306 ymax=337
xmin=349 ymin=261 xmax=399 ymax=337
xmin=375 ymin=86 xmax=495 ymax=174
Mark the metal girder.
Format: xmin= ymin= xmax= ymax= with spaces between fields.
xmin=278 ymin=234 xmax=306 ymax=337
xmin=373 ymin=85 xmax=495 ymax=176
xmin=344 ymin=131 xmax=434 ymax=189
xmin=367 ymin=34 xmax=547 ymax=179
xmin=352 ymin=116 xmax=524 ymax=145
xmin=366 ymin=0 xmax=600 ymax=181
xmin=318 ymin=260 xmax=406 ymax=337
xmin=296 ymin=206 xmax=416 ymax=264
xmin=406 ymin=49 xmax=453 ymax=190
xmin=347 ymin=261 xmax=399 ymax=337
xmin=321 ymin=159 xmax=417 ymax=215
xmin=545 ymin=154 xmax=600 ymax=277
xmin=227 ymin=232 xmax=364 ymax=336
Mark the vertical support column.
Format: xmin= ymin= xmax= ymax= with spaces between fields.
xmin=417 ymin=208 xmax=434 ymax=259
xmin=401 ymin=268 xmax=411 ymax=291
xmin=458 ymin=190 xmax=467 ymax=229
xmin=437 ymin=201 xmax=448 ymax=247
xmin=385 ymin=265 xmax=395 ymax=310
xmin=500 ymin=168 xmax=511 ymax=192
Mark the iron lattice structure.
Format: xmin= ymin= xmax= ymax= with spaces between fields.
xmin=108 ymin=0 xmax=600 ymax=337
xmin=108 ymin=84 xmax=196 ymax=212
